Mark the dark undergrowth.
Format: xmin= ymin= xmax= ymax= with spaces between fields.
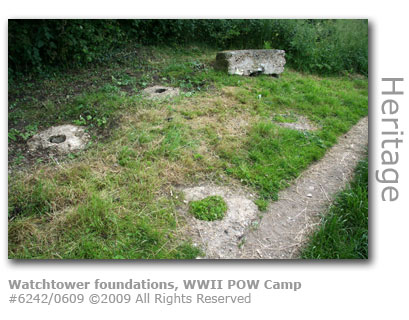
xmin=9 ymin=19 xmax=367 ymax=77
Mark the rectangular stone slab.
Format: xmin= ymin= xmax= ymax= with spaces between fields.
xmin=215 ymin=49 xmax=286 ymax=76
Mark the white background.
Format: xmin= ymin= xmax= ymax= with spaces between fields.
xmin=1 ymin=1 xmax=408 ymax=318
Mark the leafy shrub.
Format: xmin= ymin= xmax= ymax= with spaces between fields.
xmin=279 ymin=20 xmax=368 ymax=75
xmin=9 ymin=19 xmax=126 ymax=74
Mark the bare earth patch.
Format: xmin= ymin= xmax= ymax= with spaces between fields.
xmin=181 ymin=117 xmax=368 ymax=259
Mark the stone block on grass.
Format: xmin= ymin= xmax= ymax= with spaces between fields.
xmin=215 ymin=49 xmax=286 ymax=76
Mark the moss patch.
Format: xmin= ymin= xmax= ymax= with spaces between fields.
xmin=189 ymin=195 xmax=227 ymax=221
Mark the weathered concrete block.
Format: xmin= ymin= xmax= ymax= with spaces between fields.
xmin=215 ymin=49 xmax=286 ymax=76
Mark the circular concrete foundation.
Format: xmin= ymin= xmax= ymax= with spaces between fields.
xmin=142 ymin=86 xmax=180 ymax=99
xmin=27 ymin=124 xmax=90 ymax=154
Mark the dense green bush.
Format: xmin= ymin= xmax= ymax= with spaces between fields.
xmin=8 ymin=19 xmax=367 ymax=76
xmin=270 ymin=20 xmax=368 ymax=75
xmin=8 ymin=20 xmax=126 ymax=74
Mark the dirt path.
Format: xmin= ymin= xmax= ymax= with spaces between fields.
xmin=236 ymin=117 xmax=368 ymax=259
xmin=181 ymin=117 xmax=368 ymax=259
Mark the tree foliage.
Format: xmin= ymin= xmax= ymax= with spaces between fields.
xmin=8 ymin=19 xmax=368 ymax=76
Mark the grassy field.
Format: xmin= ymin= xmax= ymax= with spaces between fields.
xmin=301 ymin=156 xmax=368 ymax=259
xmin=8 ymin=46 xmax=368 ymax=259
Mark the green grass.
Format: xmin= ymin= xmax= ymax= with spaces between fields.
xmin=189 ymin=196 xmax=227 ymax=221
xmin=301 ymin=157 xmax=368 ymax=259
xmin=8 ymin=45 xmax=368 ymax=259
xmin=224 ymin=123 xmax=328 ymax=200
xmin=217 ymin=72 xmax=367 ymax=200
xmin=8 ymin=168 xmax=202 ymax=259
